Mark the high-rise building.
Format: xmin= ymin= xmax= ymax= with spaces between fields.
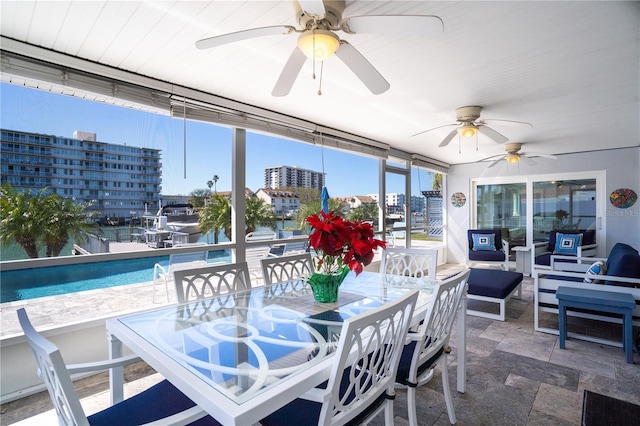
xmin=264 ymin=165 xmax=325 ymax=191
xmin=1 ymin=129 xmax=162 ymax=218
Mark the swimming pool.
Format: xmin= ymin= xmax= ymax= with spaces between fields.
xmin=0 ymin=250 xmax=231 ymax=303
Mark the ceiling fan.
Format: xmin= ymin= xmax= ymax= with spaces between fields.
xmin=195 ymin=0 xmax=443 ymax=96
xmin=412 ymin=106 xmax=533 ymax=147
xmin=479 ymin=143 xmax=557 ymax=168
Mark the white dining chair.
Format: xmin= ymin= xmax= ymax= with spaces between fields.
xmin=173 ymin=262 xmax=251 ymax=303
xmin=260 ymin=290 xmax=419 ymax=426
xmin=260 ymin=252 xmax=314 ymax=285
xmin=379 ymin=247 xmax=438 ymax=280
xmin=395 ymin=268 xmax=471 ymax=425
xmin=17 ymin=307 xmax=219 ymax=426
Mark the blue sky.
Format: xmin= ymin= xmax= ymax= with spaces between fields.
xmin=1 ymin=83 xmax=432 ymax=197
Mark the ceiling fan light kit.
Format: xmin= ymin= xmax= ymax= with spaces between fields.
xmin=195 ymin=0 xmax=443 ymax=96
xmin=297 ymin=29 xmax=340 ymax=60
xmin=480 ymin=142 xmax=557 ymax=169
xmin=457 ymin=123 xmax=478 ymax=138
xmin=415 ymin=105 xmax=533 ymax=149
xmin=506 ymin=153 xmax=520 ymax=164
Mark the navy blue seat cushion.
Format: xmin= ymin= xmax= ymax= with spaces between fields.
xmin=534 ymin=253 xmax=578 ymax=267
xmin=87 ymin=379 xmax=220 ymax=426
xmin=469 ymin=249 xmax=506 ymax=262
xmin=396 ymin=340 xmax=444 ymax=386
xmin=468 ymin=268 xmax=523 ymax=299
xmin=604 ymin=243 xmax=640 ymax=286
xmin=261 ymin=366 xmax=386 ymax=426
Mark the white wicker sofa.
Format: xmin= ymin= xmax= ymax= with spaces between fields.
xmin=534 ymin=242 xmax=640 ymax=348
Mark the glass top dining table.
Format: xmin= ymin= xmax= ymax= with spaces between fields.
xmin=106 ymin=270 xmax=467 ymax=426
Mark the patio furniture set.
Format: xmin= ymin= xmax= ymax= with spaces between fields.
xmin=467 ymin=227 xmax=639 ymax=363
xmin=16 ymin=230 xmax=639 ymax=425
xmin=19 ymin=247 xmax=471 ymax=426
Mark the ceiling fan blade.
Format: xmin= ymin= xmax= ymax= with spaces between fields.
xmin=477 ymin=125 xmax=508 ymax=144
xmin=521 ymin=152 xmax=558 ymax=159
xmin=477 ymin=154 xmax=505 ymax=162
xmin=196 ymin=26 xmax=295 ymax=50
xmin=412 ymin=123 xmax=457 ymax=137
xmin=334 ymin=41 xmax=390 ymax=95
xmin=487 ymin=157 xmax=505 ymax=168
xmin=438 ymin=129 xmax=459 ymax=147
xmin=343 ymin=15 xmax=443 ymax=37
xmin=272 ymin=48 xmax=307 ymax=97
xmin=297 ymin=0 xmax=326 ymax=18
xmin=520 ymin=156 xmax=537 ymax=166
xmin=480 ymin=119 xmax=533 ymax=128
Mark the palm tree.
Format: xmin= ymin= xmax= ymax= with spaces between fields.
xmin=188 ymin=188 xmax=212 ymax=208
xmin=245 ymin=196 xmax=276 ymax=234
xmin=0 ymin=184 xmax=100 ymax=258
xmin=347 ymin=204 xmax=379 ymax=223
xmin=294 ymin=198 xmax=346 ymax=231
xmin=41 ymin=193 xmax=100 ymax=257
xmin=199 ymin=195 xmax=276 ymax=241
xmin=0 ymin=184 xmax=43 ymax=258
xmin=212 ymin=175 xmax=219 ymax=194
xmin=198 ymin=194 xmax=230 ymax=243
xmin=432 ymin=173 xmax=443 ymax=191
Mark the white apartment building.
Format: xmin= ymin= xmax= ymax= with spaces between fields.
xmin=1 ymin=129 xmax=162 ymax=218
xmin=264 ymin=165 xmax=325 ymax=192
xmin=255 ymin=188 xmax=300 ymax=216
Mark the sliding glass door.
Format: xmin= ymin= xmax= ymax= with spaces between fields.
xmin=476 ymin=183 xmax=527 ymax=255
xmin=532 ymin=178 xmax=596 ymax=242
xmin=473 ymin=172 xmax=604 ymax=259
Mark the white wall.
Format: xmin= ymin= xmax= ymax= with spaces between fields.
xmin=446 ymin=147 xmax=640 ymax=264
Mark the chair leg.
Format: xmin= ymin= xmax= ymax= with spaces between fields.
xmin=407 ymin=386 xmax=418 ymax=426
xmin=384 ymin=398 xmax=394 ymax=426
xmin=440 ymin=355 xmax=457 ymax=424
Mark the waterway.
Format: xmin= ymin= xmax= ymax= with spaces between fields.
xmin=0 ymin=221 xmax=300 ymax=303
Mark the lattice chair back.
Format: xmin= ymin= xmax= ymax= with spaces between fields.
xmin=260 ymin=290 xmax=419 ymax=426
xmin=396 ymin=268 xmax=471 ymax=425
xmin=173 ymin=262 xmax=250 ymax=304
xmin=18 ymin=308 xmax=89 ymax=425
xmin=420 ymin=269 xmax=469 ymax=361
xmin=261 ymin=253 xmax=314 ymax=285
xmin=379 ymin=247 xmax=438 ymax=280
xmin=321 ymin=290 xmax=418 ymax=425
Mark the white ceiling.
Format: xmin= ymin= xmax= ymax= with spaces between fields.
xmin=1 ymin=1 xmax=638 ymax=166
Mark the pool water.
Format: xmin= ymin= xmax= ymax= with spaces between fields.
xmin=0 ymin=250 xmax=231 ymax=303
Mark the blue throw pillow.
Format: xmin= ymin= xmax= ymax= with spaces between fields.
xmin=583 ymin=260 xmax=606 ymax=284
xmin=472 ymin=233 xmax=496 ymax=251
xmin=554 ymin=233 xmax=582 ymax=255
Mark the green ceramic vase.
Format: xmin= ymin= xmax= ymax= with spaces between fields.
xmin=307 ymin=267 xmax=350 ymax=303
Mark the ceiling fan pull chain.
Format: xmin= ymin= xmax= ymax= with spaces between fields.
xmin=458 ymin=134 xmax=461 ymax=154
xmin=476 ymin=133 xmax=479 ymax=150
xmin=312 ymin=28 xmax=317 ymax=80
xmin=318 ymin=61 xmax=324 ymax=95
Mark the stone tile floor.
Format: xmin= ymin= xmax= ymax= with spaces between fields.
xmin=1 ymin=269 xmax=639 ymax=425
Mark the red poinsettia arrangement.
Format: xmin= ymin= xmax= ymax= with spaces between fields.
xmin=306 ymin=211 xmax=386 ymax=276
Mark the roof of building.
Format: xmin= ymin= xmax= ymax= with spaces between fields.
xmin=256 ymin=189 xmax=299 ymax=199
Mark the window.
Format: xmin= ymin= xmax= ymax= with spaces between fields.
xmin=532 ymin=179 xmax=596 ymax=242
xmin=473 ymin=172 xmax=604 ymax=255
